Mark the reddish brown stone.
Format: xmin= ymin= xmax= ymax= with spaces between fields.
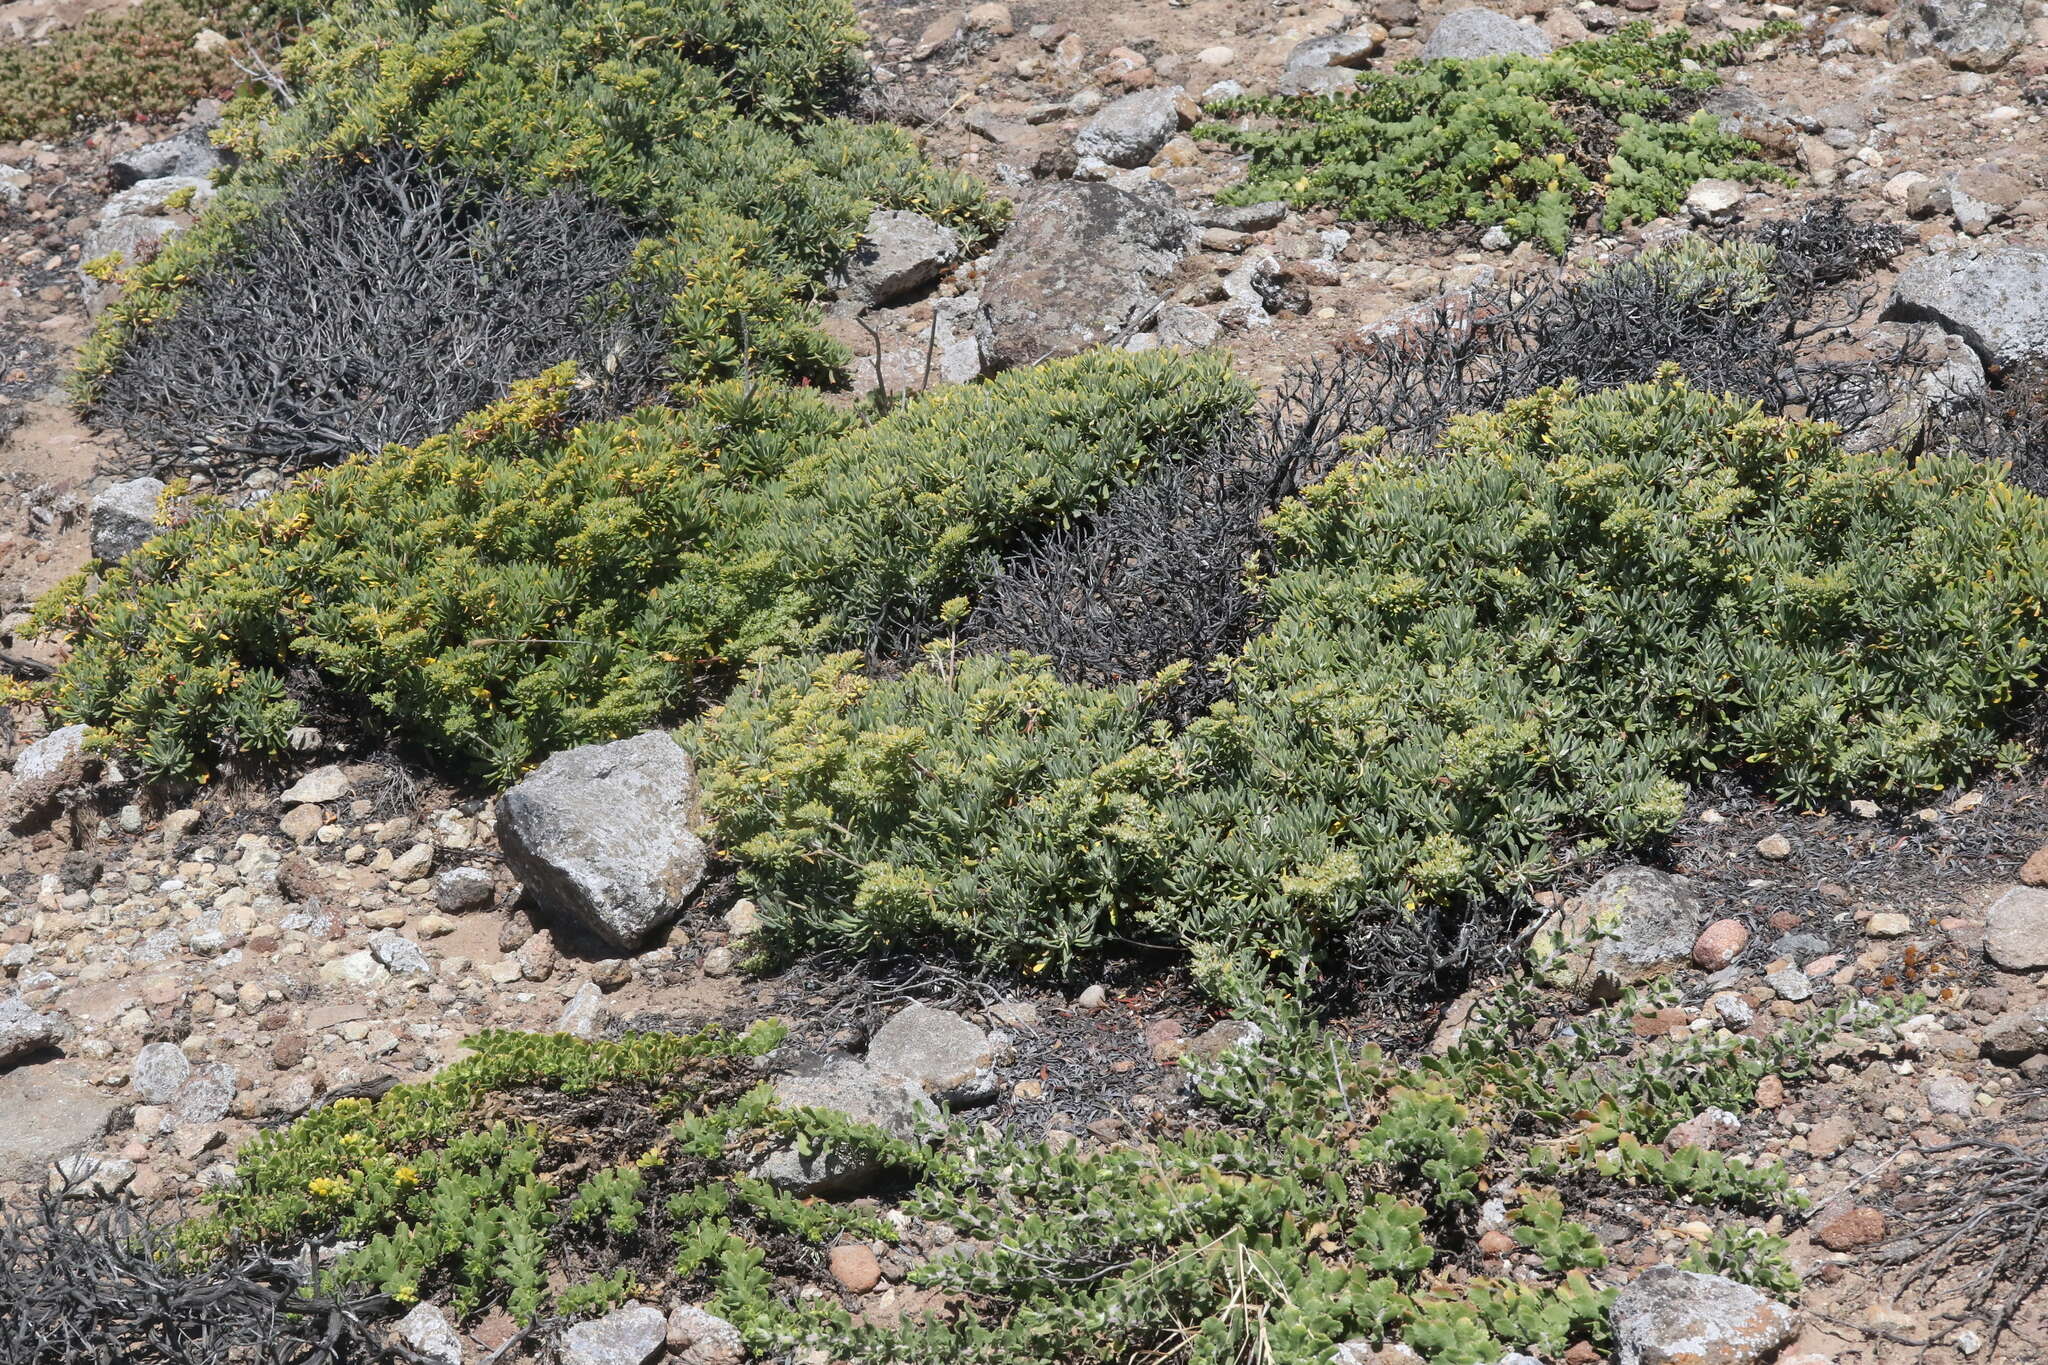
xmin=1478 ymin=1228 xmax=1518 ymax=1256
xmin=1692 ymin=919 xmax=1751 ymax=970
xmin=1814 ymin=1204 xmax=1886 ymax=1252
xmin=829 ymin=1243 xmax=881 ymax=1293
xmin=2022 ymin=844 xmax=2048 ymax=886
xmin=1755 ymin=1074 xmax=1785 ymax=1109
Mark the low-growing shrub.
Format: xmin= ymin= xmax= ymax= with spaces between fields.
xmin=181 ymin=979 xmax=1909 ymax=1364
xmin=693 ymin=375 xmax=2048 ymax=983
xmin=87 ymin=150 xmax=671 ymax=470
xmin=36 ymin=351 xmax=1248 ymax=783
xmin=76 ymin=0 xmax=1007 ymax=425
xmin=0 ymin=2 xmax=258 ymax=143
xmin=1198 ymin=23 xmax=1793 ymax=252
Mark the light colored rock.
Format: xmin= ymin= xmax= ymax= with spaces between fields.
xmin=133 ymin=1040 xmax=192 ymax=1103
xmin=1692 ymin=919 xmax=1750 ymax=971
xmin=396 ymin=1303 xmax=463 ymax=1365
xmin=1980 ymin=1001 xmax=2048 ymax=1062
xmin=108 ymin=128 xmax=223 ymax=191
xmin=369 ymin=931 xmax=432 ymax=977
xmin=666 ymin=1305 xmax=743 ymax=1365
xmin=7 ymin=724 xmax=92 ymax=836
xmin=1553 ymin=866 xmax=1705 ymax=999
xmin=278 ymin=765 xmax=351 ymax=806
xmin=556 ymin=981 xmax=607 ymax=1040
xmin=1611 ymin=1266 xmax=1799 ymax=1365
xmin=723 ymin=898 xmax=761 ymax=941
xmin=0 ymin=995 xmax=62 ymax=1066
xmin=51 ymin=1153 xmax=136 ymax=1197
xmin=1886 ymin=246 xmax=2048 ymax=372
xmin=867 ymin=1003 xmax=997 ymax=1107
xmin=0 ymin=1067 xmax=122 ymax=1183
xmin=172 ymin=1062 xmax=238 ymax=1125
xmin=1985 ymin=885 xmax=2048 ymax=971
xmin=1755 ymin=834 xmax=1793 ymax=860
xmin=1421 ymin=7 xmax=1554 ymax=59
xmin=90 ymin=477 xmax=166 ymax=564
xmin=560 ymin=1300 xmax=668 ymax=1365
xmin=1665 ymin=1107 xmax=1741 ymax=1152
xmin=1887 ymin=0 xmax=2024 ymax=69
xmin=976 ymin=181 xmax=1194 ymax=370
xmin=389 ymin=843 xmax=435 ymax=882
xmin=1765 ymin=967 xmax=1812 ymax=1003
xmin=320 ymin=950 xmax=391 ymax=990
xmin=1075 ymin=86 xmax=1186 ymax=169
xmin=280 ymin=804 xmax=326 ymax=844
xmin=1684 ymin=179 xmax=1745 ymax=226
xmin=1184 ymin=1018 xmax=1263 ymax=1063
xmin=1865 ymin=912 xmax=1912 ymax=938
xmin=496 ymin=731 xmax=708 ymax=953
xmin=1924 ymin=1073 xmax=1975 ymax=1115
xmin=832 ymin=209 xmax=963 ymax=307
xmin=752 ymin=1057 xmax=935 ymax=1195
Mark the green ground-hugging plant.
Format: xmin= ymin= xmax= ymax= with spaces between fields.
xmin=692 ymin=374 xmax=2048 ymax=982
xmin=1197 ymin=23 xmax=1794 ymax=254
xmin=188 ymin=977 xmax=1912 ymax=1362
xmin=34 ymin=350 xmax=1248 ymax=784
xmin=0 ymin=2 xmax=276 ymax=142
xmin=74 ymin=0 xmax=1007 ymax=404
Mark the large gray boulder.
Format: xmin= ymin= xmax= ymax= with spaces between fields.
xmin=0 ymin=1065 xmax=121 ymax=1184
xmin=1887 ymin=0 xmax=2024 ymax=69
xmin=751 ymin=1055 xmax=935 ymax=1196
xmin=1885 ymin=247 xmax=2048 ymax=371
xmin=1074 ymin=86 xmax=1185 ymax=168
xmin=496 ymin=732 xmax=708 ymax=952
xmin=1554 ymin=866 xmax=1705 ymax=999
xmin=108 ymin=127 xmax=225 ymax=191
xmin=1610 ymin=1266 xmax=1799 ymax=1365
xmin=1421 ymin=7 xmax=1554 ymax=60
xmin=867 ymin=1003 xmax=997 ymax=1107
xmin=0 ymin=996 xmax=62 ymax=1067
xmin=832 ymin=209 xmax=963 ymax=308
xmin=90 ymin=477 xmax=166 ymax=564
xmin=976 ymin=181 xmax=1195 ymax=371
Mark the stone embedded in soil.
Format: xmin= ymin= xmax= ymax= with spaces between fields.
xmin=1885 ymin=245 xmax=2048 ymax=372
xmin=1556 ymin=865 xmax=1705 ymax=999
xmin=1979 ymin=1001 xmax=2048 ymax=1063
xmin=0 ymin=996 xmax=63 ymax=1066
xmin=752 ymin=1058 xmax=935 ymax=1196
xmin=1765 ymin=967 xmax=1813 ymax=1002
xmin=1073 ymin=86 xmax=1185 ymax=169
xmin=6 ymin=724 xmax=94 ymax=836
xmin=556 ymin=981 xmax=607 ymax=1040
xmin=1420 ymin=6 xmax=1553 ymax=59
xmin=1886 ymin=0 xmax=2025 ymax=70
xmin=1665 ymin=1107 xmax=1742 ymax=1152
xmin=496 ymin=730 xmax=708 ymax=953
xmin=666 ymin=1305 xmax=743 ymax=1365
xmin=2022 ymin=845 xmax=2048 ymax=886
xmin=1813 ymin=1204 xmax=1887 ymax=1252
xmin=131 ymin=1040 xmax=191 ymax=1103
xmin=831 ymin=208 xmax=963 ymax=307
xmin=1691 ymin=919 xmax=1750 ymax=971
xmin=89 ymin=476 xmax=166 ymax=564
xmin=433 ymin=866 xmax=494 ymax=913
xmin=1924 ymin=1073 xmax=1976 ymax=1115
xmin=868 ymin=1003 xmax=997 ymax=1107
xmin=1184 ymin=1018 xmax=1264 ymax=1064
xmin=560 ymin=1300 xmax=668 ymax=1365
xmin=829 ymin=1243 xmax=882 ymax=1293
xmin=1864 ymin=912 xmax=1912 ymax=938
xmin=1984 ymin=885 xmax=2048 ymax=971
xmin=1610 ymin=1265 xmax=1799 ymax=1365
xmin=171 ymin=1061 xmax=238 ymax=1125
xmin=277 ymin=764 xmax=351 ymax=806
xmin=1755 ymin=834 xmax=1793 ymax=861
xmin=396 ymin=1303 xmax=463 ymax=1365
xmin=279 ymin=804 xmax=325 ymax=844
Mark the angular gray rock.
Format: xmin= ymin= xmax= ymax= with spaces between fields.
xmin=51 ymin=1153 xmax=136 ymax=1197
xmin=832 ymin=209 xmax=963 ymax=307
xmin=369 ymin=931 xmax=432 ymax=977
xmin=1195 ymin=201 xmax=1288 ymax=233
xmin=1611 ymin=1266 xmax=1799 ymax=1365
xmin=395 ymin=1302 xmax=463 ymax=1365
xmin=434 ymin=865 xmax=496 ymax=913
xmin=752 ymin=1056 xmax=935 ymax=1196
xmin=108 ymin=127 xmax=225 ymax=190
xmin=560 ymin=1300 xmax=668 ymax=1365
xmin=1421 ymin=7 xmax=1554 ymax=59
xmin=1155 ymin=302 xmax=1222 ymax=350
xmin=1885 ymin=246 xmax=2048 ymax=372
xmin=1981 ymin=1002 xmax=2048 ymax=1063
xmin=1556 ymin=866 xmax=1705 ymax=999
xmin=1683 ymin=179 xmax=1745 ymax=227
xmin=976 ymin=181 xmax=1195 ymax=371
xmin=1887 ymin=0 xmax=2023 ymax=69
xmin=7 ymin=724 xmax=95 ymax=836
xmin=1985 ymin=885 xmax=2048 ymax=971
xmin=172 ymin=1061 xmax=238 ymax=1125
xmin=867 ymin=1003 xmax=997 ymax=1107
xmin=0 ymin=1067 xmax=122 ymax=1184
xmin=1074 ymin=86 xmax=1185 ymax=169
xmin=132 ymin=1040 xmax=192 ymax=1104
xmin=90 ymin=477 xmax=166 ymax=564
xmin=667 ymin=1305 xmax=743 ymax=1365
xmin=1278 ymin=27 xmax=1386 ymax=94
xmin=556 ymin=981 xmax=608 ymax=1040
xmin=0 ymin=996 xmax=62 ymax=1066
xmin=496 ymin=731 xmax=708 ymax=952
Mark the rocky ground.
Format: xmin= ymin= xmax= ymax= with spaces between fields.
xmin=5 ymin=0 xmax=2048 ymax=1361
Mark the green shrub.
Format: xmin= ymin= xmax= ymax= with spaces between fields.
xmin=76 ymin=0 xmax=1005 ymax=403
xmin=36 ymin=351 xmax=1247 ymax=784
xmin=693 ymin=375 xmax=2048 ymax=980
xmin=0 ymin=2 xmax=259 ymax=142
xmin=185 ymin=971 xmax=1890 ymax=1363
xmin=1196 ymin=24 xmax=1793 ymax=253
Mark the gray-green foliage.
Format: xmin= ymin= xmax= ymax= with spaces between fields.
xmin=693 ymin=375 xmax=2048 ymax=983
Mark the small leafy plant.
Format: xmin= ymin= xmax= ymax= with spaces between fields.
xmin=1197 ymin=23 xmax=1794 ymax=253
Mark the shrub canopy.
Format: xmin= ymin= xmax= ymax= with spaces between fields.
xmin=693 ymin=376 xmax=2048 ymax=981
xmin=38 ymin=352 xmax=1249 ymax=783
